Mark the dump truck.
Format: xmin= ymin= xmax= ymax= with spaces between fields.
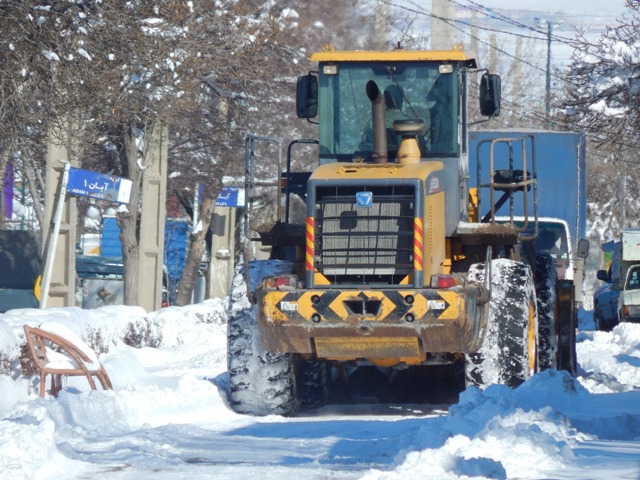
xmin=469 ymin=130 xmax=587 ymax=283
xmin=469 ymin=130 xmax=590 ymax=372
xmin=227 ymin=47 xmax=588 ymax=416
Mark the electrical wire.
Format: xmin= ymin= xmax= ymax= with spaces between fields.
xmin=382 ymin=0 xmax=571 ymax=83
xmin=456 ymin=0 xmax=582 ymax=46
xmin=383 ymin=0 xmax=640 ymax=154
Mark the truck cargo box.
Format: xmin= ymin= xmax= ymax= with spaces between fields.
xmin=469 ymin=130 xmax=587 ymax=243
xmin=621 ymin=229 xmax=640 ymax=261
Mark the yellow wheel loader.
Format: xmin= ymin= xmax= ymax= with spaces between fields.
xmin=227 ymin=47 xmax=583 ymax=416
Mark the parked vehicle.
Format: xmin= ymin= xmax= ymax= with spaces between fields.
xmin=0 ymin=230 xmax=40 ymax=312
xmin=594 ymin=265 xmax=619 ymax=331
xmin=612 ymin=230 xmax=640 ymax=324
xmin=470 ymin=130 xmax=590 ymax=375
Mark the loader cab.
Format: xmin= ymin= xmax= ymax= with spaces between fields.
xmin=296 ymin=50 xmax=497 ymax=165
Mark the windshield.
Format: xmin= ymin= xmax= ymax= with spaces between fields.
xmin=626 ymin=265 xmax=640 ymax=290
xmin=535 ymin=222 xmax=569 ymax=261
xmin=507 ymin=220 xmax=570 ymax=260
xmin=317 ymin=62 xmax=460 ymax=162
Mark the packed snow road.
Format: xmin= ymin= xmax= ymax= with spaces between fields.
xmin=1 ymin=303 xmax=640 ymax=479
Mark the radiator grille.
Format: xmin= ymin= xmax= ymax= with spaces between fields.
xmin=314 ymin=186 xmax=415 ymax=284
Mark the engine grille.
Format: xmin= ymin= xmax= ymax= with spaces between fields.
xmin=314 ymin=186 xmax=415 ymax=285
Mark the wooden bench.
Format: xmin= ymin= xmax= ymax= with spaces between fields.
xmin=23 ymin=324 xmax=112 ymax=397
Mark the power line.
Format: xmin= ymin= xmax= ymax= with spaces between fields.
xmin=385 ymin=0 xmax=564 ymax=80
xmin=384 ymin=0 xmax=579 ymax=121
xmin=456 ymin=0 xmax=581 ymax=46
xmin=385 ymin=0 xmax=637 ymax=152
xmin=389 ymin=0 xmax=580 ymax=47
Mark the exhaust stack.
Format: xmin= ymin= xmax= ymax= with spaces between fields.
xmin=366 ymin=81 xmax=388 ymax=164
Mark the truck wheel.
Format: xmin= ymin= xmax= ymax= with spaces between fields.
xmin=465 ymin=259 xmax=538 ymax=389
xmin=594 ymin=307 xmax=607 ymax=332
xmin=227 ymin=307 xmax=301 ymax=416
xmin=535 ymin=252 xmax=558 ymax=371
xmin=301 ymin=360 xmax=331 ymax=410
xmin=594 ymin=308 xmax=614 ymax=332
xmin=556 ymin=280 xmax=577 ymax=376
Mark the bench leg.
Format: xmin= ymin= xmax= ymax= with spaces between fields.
xmin=96 ymin=369 xmax=113 ymax=390
xmin=39 ymin=372 xmax=46 ymax=397
xmin=51 ymin=374 xmax=63 ymax=397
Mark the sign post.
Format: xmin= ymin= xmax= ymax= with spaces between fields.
xmin=66 ymin=168 xmax=132 ymax=205
xmin=39 ymin=163 xmax=71 ymax=308
xmin=40 ymin=167 xmax=132 ymax=308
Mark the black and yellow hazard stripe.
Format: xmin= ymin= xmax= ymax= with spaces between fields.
xmin=260 ymin=288 xmax=461 ymax=324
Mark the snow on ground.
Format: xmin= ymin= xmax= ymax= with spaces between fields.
xmin=0 ymin=300 xmax=639 ymax=479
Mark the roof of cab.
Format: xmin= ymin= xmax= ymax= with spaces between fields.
xmin=310 ymin=49 xmax=477 ymax=68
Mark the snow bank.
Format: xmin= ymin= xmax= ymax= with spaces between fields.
xmin=364 ymin=368 xmax=640 ymax=479
xmin=0 ymin=303 xmax=639 ymax=479
xmin=0 ymin=320 xmax=19 ymax=374
xmin=577 ymin=323 xmax=640 ymax=393
xmin=2 ymin=305 xmax=153 ymax=355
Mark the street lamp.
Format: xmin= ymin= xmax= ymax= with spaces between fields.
xmin=536 ymin=18 xmax=563 ymax=127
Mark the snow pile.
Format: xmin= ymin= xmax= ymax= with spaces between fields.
xmin=2 ymin=305 xmax=154 ymax=355
xmin=0 ymin=302 xmax=639 ymax=479
xmin=363 ymin=366 xmax=640 ymax=479
xmin=0 ymin=320 xmax=19 ymax=372
xmin=366 ymin=373 xmax=585 ymax=479
xmin=577 ymin=322 xmax=640 ymax=393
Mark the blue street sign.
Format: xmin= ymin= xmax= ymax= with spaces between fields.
xmin=216 ymin=187 xmax=244 ymax=207
xmin=66 ymin=168 xmax=132 ymax=204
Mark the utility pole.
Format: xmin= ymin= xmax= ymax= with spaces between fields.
xmin=619 ymin=168 xmax=626 ymax=230
xmin=431 ymin=0 xmax=455 ymax=50
xmin=536 ymin=18 xmax=563 ymax=128
xmin=545 ymin=22 xmax=552 ymax=124
xmin=43 ymin=122 xmax=78 ymax=308
xmin=372 ymin=0 xmax=390 ymax=50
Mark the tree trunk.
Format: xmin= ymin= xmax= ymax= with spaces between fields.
xmin=117 ymin=125 xmax=143 ymax=305
xmin=0 ymin=150 xmax=8 ymax=229
xmin=174 ymin=183 xmax=218 ymax=306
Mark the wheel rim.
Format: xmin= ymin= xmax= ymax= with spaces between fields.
xmin=527 ymin=300 xmax=537 ymax=376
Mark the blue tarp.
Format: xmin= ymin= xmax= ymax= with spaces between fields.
xmin=164 ymin=219 xmax=189 ymax=298
xmin=90 ymin=217 xmax=189 ymax=302
xmin=101 ymin=216 xmax=122 ymax=258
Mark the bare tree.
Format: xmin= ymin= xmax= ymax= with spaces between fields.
xmin=0 ymin=1 xmax=402 ymax=306
xmin=1 ymin=1 xmax=305 ymax=305
xmin=561 ymin=2 xmax=640 ymax=234
xmin=563 ymin=4 xmax=640 ymax=148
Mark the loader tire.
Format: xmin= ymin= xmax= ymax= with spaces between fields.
xmin=227 ymin=307 xmax=301 ymax=416
xmin=465 ymin=259 xmax=538 ymax=389
xmin=301 ymin=360 xmax=331 ymax=410
xmin=535 ymin=252 xmax=558 ymax=371
xmin=226 ymin=259 xmax=301 ymax=416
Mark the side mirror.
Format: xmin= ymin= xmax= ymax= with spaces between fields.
xmin=296 ymin=74 xmax=318 ymax=119
xmin=479 ymin=73 xmax=501 ymax=117
xmin=576 ymin=238 xmax=590 ymax=259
